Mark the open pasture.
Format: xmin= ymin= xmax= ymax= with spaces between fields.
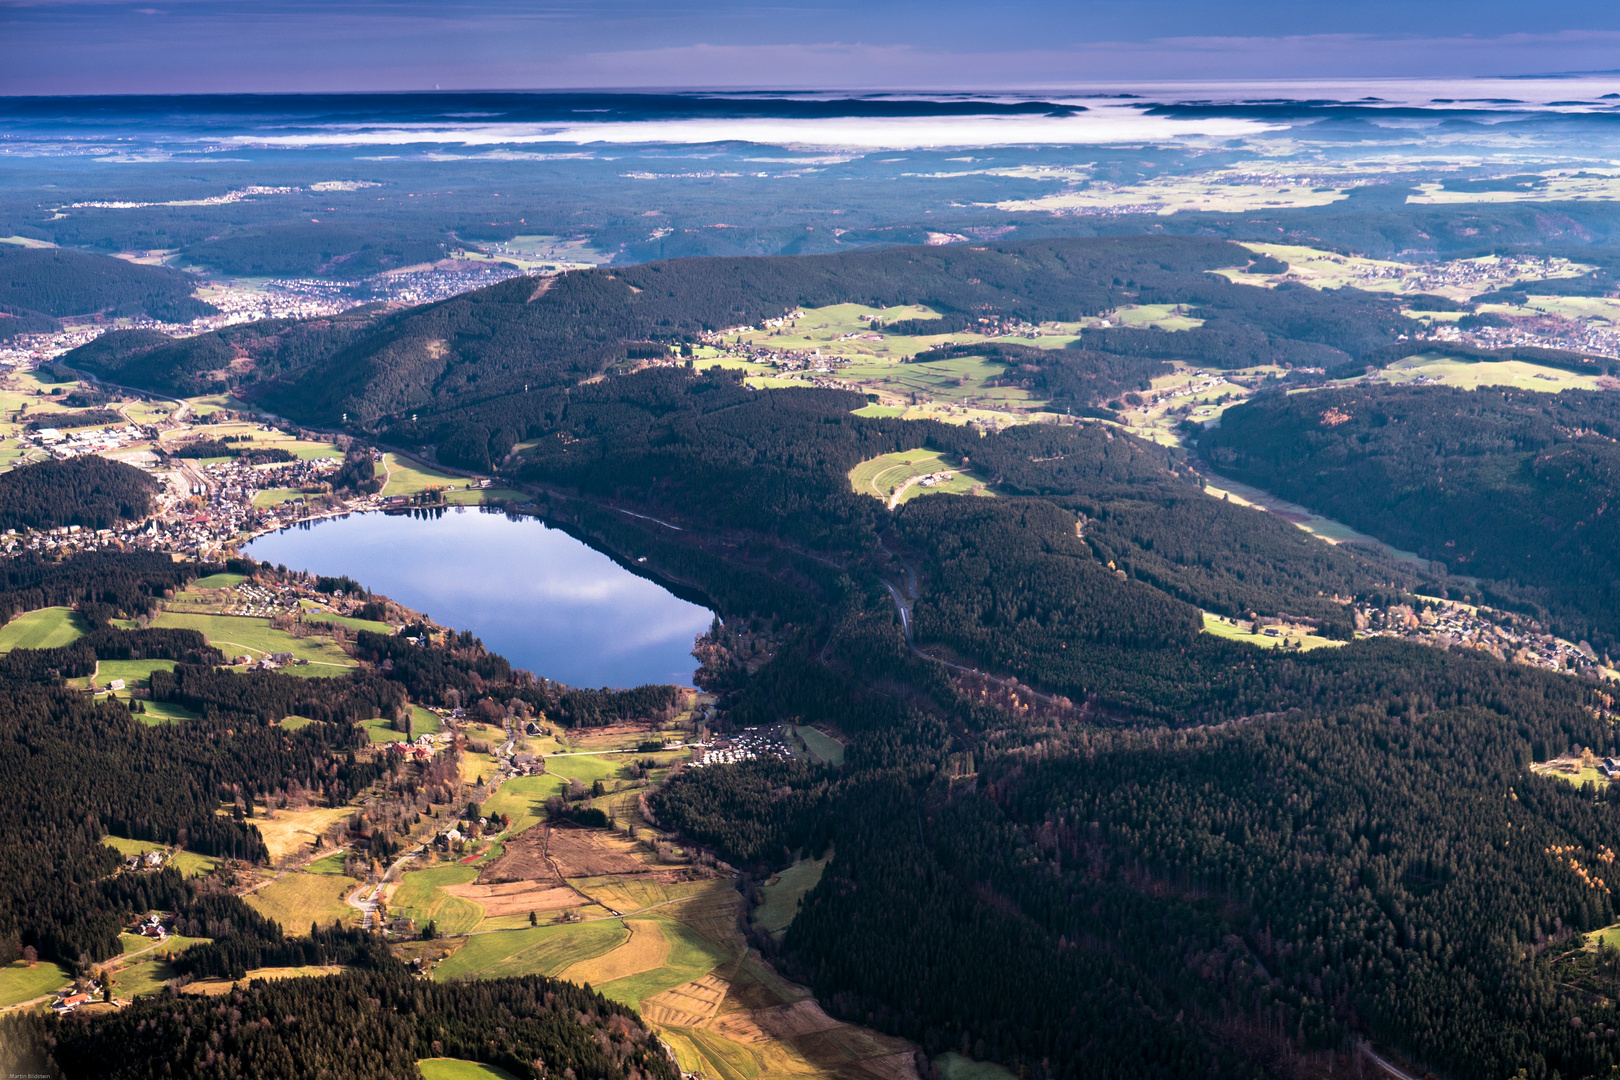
xmin=243 ymin=871 xmax=359 ymax=932
xmin=181 ymin=965 xmax=349 ymax=995
xmin=1373 ymin=354 xmax=1603 ymax=393
xmin=250 ymin=804 xmax=353 ymax=864
xmin=417 ymin=1061 xmax=521 ymax=1080
xmin=1201 ymin=612 xmax=1343 ymax=652
xmin=849 ymin=449 xmax=989 ymax=508
xmin=389 ymin=863 xmax=485 ymax=935
xmin=0 ymin=959 xmax=72 ymax=1008
xmin=754 ymin=854 xmax=830 ymax=936
xmin=432 ymin=921 xmax=628 ymax=982
xmin=93 ymin=658 xmax=176 ymax=690
xmin=590 ymin=917 xmax=732 ymax=1009
xmin=479 ymin=774 xmax=568 ymax=835
xmin=795 ymin=726 xmax=844 ymax=765
xmin=0 ymin=607 xmax=89 ymax=651
xmin=151 ymin=612 xmax=358 ymax=672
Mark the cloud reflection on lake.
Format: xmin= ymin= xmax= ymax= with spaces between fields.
xmin=244 ymin=508 xmax=714 ymax=688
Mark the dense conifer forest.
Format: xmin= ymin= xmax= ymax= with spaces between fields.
xmin=3 ymin=968 xmax=678 ymax=1080
xmin=1203 ymin=382 xmax=1620 ymax=652
xmin=0 ymin=246 xmax=215 ymax=334
xmin=0 ymin=457 xmax=157 ymax=533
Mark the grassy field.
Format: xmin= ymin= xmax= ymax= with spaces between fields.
xmin=390 ymin=864 xmax=485 ymax=935
xmin=417 ymin=1060 xmax=521 ymax=1080
xmin=480 ymin=774 xmax=569 ymax=836
xmin=243 ymin=871 xmax=359 ymax=932
xmin=190 ymin=572 xmax=248 ymax=589
xmin=102 ymin=835 xmax=219 ymax=878
xmin=139 ymin=699 xmax=201 ymax=725
xmin=152 ymin=612 xmax=358 ymax=672
xmin=252 ymin=805 xmax=354 ymax=864
xmin=591 ymin=917 xmax=731 ymax=1009
xmin=182 ymin=965 xmax=349 ymax=995
xmin=849 ymin=449 xmax=990 ymax=507
xmin=363 ymin=715 xmax=409 ymax=743
xmin=92 ymin=658 xmax=176 ymax=690
xmin=754 ymin=854 xmax=830 ymax=936
xmin=795 ymin=726 xmax=844 ymax=765
xmin=0 ymin=959 xmax=72 ymax=1007
xmin=0 ymin=607 xmax=89 ymax=651
xmin=1202 ymin=613 xmax=1343 ymax=652
xmin=432 ymin=921 xmax=628 ymax=982
xmin=252 ymin=488 xmax=305 ymax=508
xmin=1373 ymin=353 xmax=1604 ymax=393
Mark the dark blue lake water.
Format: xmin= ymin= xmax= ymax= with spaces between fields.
xmin=244 ymin=508 xmax=713 ymax=689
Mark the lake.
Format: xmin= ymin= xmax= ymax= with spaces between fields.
xmin=243 ymin=508 xmax=714 ymax=689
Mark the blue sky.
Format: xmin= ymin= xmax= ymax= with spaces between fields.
xmin=6 ymin=0 xmax=1620 ymax=94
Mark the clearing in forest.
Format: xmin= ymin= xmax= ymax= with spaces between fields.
xmin=0 ymin=607 xmax=88 ymax=651
xmin=243 ymin=871 xmax=359 ymax=931
xmin=416 ymin=1061 xmax=521 ymax=1080
xmin=151 ymin=612 xmax=357 ymax=672
xmin=432 ymin=921 xmax=630 ymax=982
xmin=250 ymin=804 xmax=353 ymax=864
xmin=753 ymin=853 xmax=831 ymax=936
xmin=849 ymin=449 xmax=991 ymax=509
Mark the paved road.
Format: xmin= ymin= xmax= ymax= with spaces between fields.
xmin=348 ymin=848 xmax=423 ymax=930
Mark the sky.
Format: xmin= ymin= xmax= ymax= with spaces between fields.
xmin=6 ymin=0 xmax=1620 ymax=95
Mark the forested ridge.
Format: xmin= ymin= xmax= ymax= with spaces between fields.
xmin=57 ymin=235 xmax=1423 ymax=440
xmin=1203 ymin=382 xmax=1620 ymax=653
xmin=0 ymin=457 xmax=157 ymax=533
xmin=0 ymin=246 xmax=215 ymax=337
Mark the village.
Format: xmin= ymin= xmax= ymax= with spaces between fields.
xmin=1354 ymin=598 xmax=1615 ymax=681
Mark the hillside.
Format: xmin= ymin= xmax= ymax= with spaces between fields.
xmin=61 ymin=236 xmax=1420 ymax=438
xmin=0 ymin=457 xmax=158 ymax=533
xmin=1202 ymin=383 xmax=1620 ymax=652
xmin=0 ymin=246 xmax=215 ymax=335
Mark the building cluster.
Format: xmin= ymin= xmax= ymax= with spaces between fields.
xmin=1346 ymin=254 xmax=1581 ymax=294
xmin=1355 ymin=601 xmax=1612 ymax=680
xmin=688 ymin=726 xmax=793 ymax=767
xmin=1425 ymin=318 xmax=1620 ymax=361
xmin=24 ymin=423 xmax=152 ymax=460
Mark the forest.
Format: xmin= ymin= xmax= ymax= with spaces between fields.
xmin=0 ymin=246 xmax=215 ymax=335
xmin=4 ymin=967 xmax=678 ymax=1080
xmin=0 ymin=457 xmax=157 ymax=533
xmin=1202 ymin=382 xmax=1620 ymax=653
xmin=55 ymin=235 xmax=1423 ymax=441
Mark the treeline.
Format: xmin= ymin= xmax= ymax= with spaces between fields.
xmin=6 ymin=966 xmax=677 ymax=1080
xmin=151 ymin=664 xmax=406 ymax=727
xmin=553 ymin=683 xmax=682 ymax=727
xmin=0 ymin=456 xmax=156 ymax=532
xmin=1203 ymin=382 xmax=1620 ymax=652
xmin=0 ymin=550 xmax=209 ymax=623
xmin=0 ymin=245 xmax=215 ymax=329
xmin=26 ymin=408 xmax=123 ymax=431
